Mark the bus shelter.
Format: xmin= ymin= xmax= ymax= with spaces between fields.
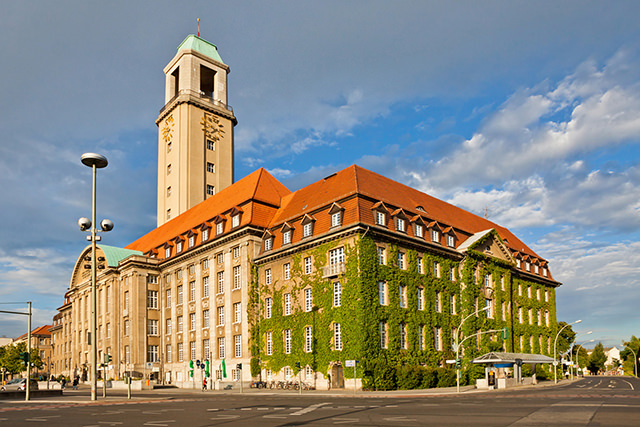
xmin=472 ymin=352 xmax=555 ymax=389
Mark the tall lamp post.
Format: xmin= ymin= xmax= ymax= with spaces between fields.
xmin=574 ymin=339 xmax=594 ymax=378
xmin=569 ymin=331 xmax=592 ymax=379
xmin=453 ymin=305 xmax=490 ymax=393
xmin=79 ymin=153 xmax=113 ymax=401
xmin=554 ymin=319 xmax=582 ymax=384
xmin=627 ymin=347 xmax=638 ymax=378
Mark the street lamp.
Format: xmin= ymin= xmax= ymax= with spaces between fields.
xmin=574 ymin=339 xmax=594 ymax=378
xmin=627 ymin=347 xmax=638 ymax=378
xmin=79 ymin=153 xmax=113 ymax=401
xmin=569 ymin=331 xmax=592 ymax=380
xmin=554 ymin=319 xmax=582 ymax=384
xmin=454 ymin=305 xmax=490 ymax=393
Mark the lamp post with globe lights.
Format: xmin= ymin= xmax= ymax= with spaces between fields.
xmin=569 ymin=331 xmax=593 ymax=379
xmin=554 ymin=319 xmax=582 ymax=384
xmin=574 ymin=339 xmax=595 ymax=378
xmin=79 ymin=153 xmax=113 ymax=401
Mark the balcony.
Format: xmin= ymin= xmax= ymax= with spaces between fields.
xmin=322 ymin=262 xmax=345 ymax=278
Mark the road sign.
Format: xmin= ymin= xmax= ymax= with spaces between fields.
xmin=146 ymin=362 xmax=153 ymax=370
xmin=345 ymin=360 xmax=356 ymax=367
xmin=446 ymin=359 xmax=456 ymax=364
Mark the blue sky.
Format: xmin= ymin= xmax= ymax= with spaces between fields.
xmin=1 ymin=1 xmax=639 ymax=349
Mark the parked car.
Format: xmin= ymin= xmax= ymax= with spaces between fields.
xmin=1 ymin=378 xmax=39 ymax=391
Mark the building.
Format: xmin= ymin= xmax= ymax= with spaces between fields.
xmin=14 ymin=325 xmax=53 ymax=378
xmin=52 ymin=34 xmax=560 ymax=389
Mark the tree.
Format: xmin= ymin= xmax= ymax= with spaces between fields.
xmin=621 ymin=336 xmax=640 ymax=377
xmin=555 ymin=321 xmax=577 ymax=356
xmin=0 ymin=342 xmax=29 ymax=375
xmin=587 ymin=342 xmax=607 ymax=374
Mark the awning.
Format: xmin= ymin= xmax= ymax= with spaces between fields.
xmin=472 ymin=352 xmax=555 ymax=365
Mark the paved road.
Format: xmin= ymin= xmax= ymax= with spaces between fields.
xmin=1 ymin=376 xmax=638 ymax=426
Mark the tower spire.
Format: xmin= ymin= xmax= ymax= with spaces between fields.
xmin=197 ymin=18 xmax=200 ymax=37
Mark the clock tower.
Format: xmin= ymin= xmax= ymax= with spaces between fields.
xmin=156 ymin=35 xmax=236 ymax=226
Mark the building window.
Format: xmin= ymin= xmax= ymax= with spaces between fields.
xmin=177 ymin=342 xmax=184 ymax=362
xmin=264 ymin=237 xmax=272 ymax=251
xmin=165 ymin=247 xmax=172 ymax=259
xmin=217 ymin=306 xmax=225 ymax=326
xmin=305 ymin=326 xmax=313 ymax=353
xmin=399 ymin=285 xmax=407 ymax=308
xmin=447 ymin=235 xmax=455 ymax=247
xmin=434 ymin=327 xmax=442 ymax=351
xmin=378 ymin=281 xmax=387 ymax=305
xmin=125 ymin=345 xmax=130 ymax=364
xmin=215 ymin=222 xmax=223 ymax=235
xmin=189 ymin=313 xmax=196 ymax=331
xmin=207 ymin=139 xmax=215 ymax=150
xmin=303 ymin=222 xmax=313 ymax=238
xmin=233 ymin=246 xmax=240 ymax=258
xmin=395 ymin=217 xmax=405 ymax=232
xmin=125 ymin=320 xmax=130 ymax=336
xmin=232 ymin=214 xmax=240 ymax=228
xmin=333 ymin=282 xmax=341 ymax=307
xmin=204 ymin=339 xmax=210 ymax=360
xmin=433 ymin=262 xmax=440 ymax=278
xmin=418 ymin=325 xmax=425 ymax=350
xmin=166 ymin=209 xmax=172 ymax=221
xmin=147 ymin=291 xmax=158 ymax=309
xmin=167 ymin=164 xmax=172 ymax=175
xmin=400 ymin=323 xmax=407 ymax=349
xmin=147 ymin=319 xmax=158 ymax=336
xmin=486 ymin=299 xmax=493 ymax=318
xmin=284 ymin=293 xmax=291 ymax=316
xmin=334 ymin=323 xmax=343 ymax=351
xmin=331 ymin=211 xmax=342 ymax=227
xmin=217 ymin=271 xmax=224 ymax=294
xmin=188 ymin=235 xmax=195 ymax=248
xmin=450 ymin=294 xmax=456 ymax=314
xmin=203 ymin=276 xmax=209 ymax=298
xmin=176 ymin=241 xmax=183 ymax=253
xmin=304 ymin=257 xmax=312 ymax=275
xmin=431 ymin=229 xmax=440 ymax=243
xmin=305 ymin=288 xmax=313 ymax=312
xmin=415 ymin=224 xmax=424 ymax=238
xmin=449 ymin=268 xmax=455 ymax=282
xmin=233 ymin=302 xmax=241 ymax=323
xmin=380 ymin=321 xmax=387 ymax=349
xmin=435 ymin=291 xmax=441 ymax=313
xmin=234 ymin=335 xmax=242 ymax=358
xmin=202 ymin=228 xmax=209 ymax=242
xmin=284 ymin=263 xmax=291 ymax=280
xmin=218 ymin=337 xmax=225 ymax=359
xmin=265 ymin=298 xmax=272 ymax=319
xmin=177 ymin=285 xmax=183 ymax=305
xmin=189 ymin=281 xmax=196 ymax=301
xmin=266 ymin=331 xmax=273 ymax=355
xmin=233 ymin=266 xmax=241 ymax=289
xmin=265 ymin=268 xmax=272 ymax=285
xmin=417 ymin=288 xmax=424 ymax=310
xmin=147 ymin=345 xmax=159 ymax=363
xmin=283 ymin=230 xmax=291 ymax=245
xmin=378 ymin=247 xmax=385 ymax=265
xmin=203 ymin=309 xmax=210 ymax=328
xmin=397 ymin=251 xmax=405 ymax=270
xmin=207 ymin=185 xmax=215 ymax=196
xmin=417 ymin=257 xmax=423 ymax=274
xmin=166 ymin=344 xmax=172 ymax=363
xmin=190 ymin=341 xmax=196 ymax=360
xmin=207 ymin=162 xmax=215 ymax=173
xmin=177 ymin=315 xmax=183 ymax=332
xmin=375 ymin=211 xmax=386 ymax=226
xmin=284 ymin=329 xmax=292 ymax=354
xmin=166 ymin=318 xmax=172 ymax=334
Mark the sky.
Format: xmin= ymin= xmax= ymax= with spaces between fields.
xmin=1 ymin=1 xmax=639 ymax=350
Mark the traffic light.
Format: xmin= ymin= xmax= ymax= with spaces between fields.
xmin=236 ymin=363 xmax=242 ymax=370
xmin=295 ymin=362 xmax=301 ymax=369
xmin=502 ymin=327 xmax=509 ymax=340
xmin=455 ymin=359 xmax=461 ymax=369
xmin=105 ymin=354 xmax=111 ymax=363
xmin=189 ymin=359 xmax=194 ymax=378
xmin=19 ymin=352 xmax=30 ymax=365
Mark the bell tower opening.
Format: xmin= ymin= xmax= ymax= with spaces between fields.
xmin=170 ymin=67 xmax=180 ymax=98
xmin=200 ymin=65 xmax=215 ymax=99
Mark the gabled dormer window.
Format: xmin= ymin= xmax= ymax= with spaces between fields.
xmin=376 ymin=211 xmax=386 ymax=225
xmin=216 ymin=222 xmax=224 ymax=235
xmin=516 ymin=259 xmax=521 ymax=268
xmin=264 ymin=237 xmax=273 ymax=251
xmin=303 ymin=222 xmax=312 ymax=237
xmin=525 ymin=261 xmax=531 ymax=272
xmin=188 ymin=235 xmax=195 ymax=248
xmin=431 ymin=229 xmax=440 ymax=243
xmin=328 ymin=203 xmax=344 ymax=228
xmin=415 ymin=224 xmax=423 ymax=238
xmin=165 ymin=247 xmax=171 ymax=258
xmin=283 ymin=230 xmax=291 ymax=245
xmin=395 ymin=217 xmax=405 ymax=232
xmin=202 ymin=228 xmax=209 ymax=242
xmin=232 ymin=215 xmax=240 ymax=228
xmin=446 ymin=234 xmax=455 ymax=247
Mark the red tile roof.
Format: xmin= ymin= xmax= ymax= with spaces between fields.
xmin=126 ymin=168 xmax=290 ymax=253
xmin=16 ymin=324 xmax=53 ymax=340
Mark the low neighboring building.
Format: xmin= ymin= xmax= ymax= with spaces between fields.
xmin=13 ymin=325 xmax=53 ymax=377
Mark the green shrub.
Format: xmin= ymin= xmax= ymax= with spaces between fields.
xmin=420 ymin=367 xmax=438 ymax=389
xmin=436 ymin=368 xmax=457 ymax=387
xmin=374 ymin=363 xmax=397 ymax=390
xmin=397 ymin=365 xmax=422 ymax=390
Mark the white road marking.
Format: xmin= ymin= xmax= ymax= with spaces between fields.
xmin=290 ymin=402 xmax=329 ymax=416
xmin=143 ymin=421 xmax=175 ymax=427
xmin=240 ymin=408 xmax=252 ymax=411
xmin=333 ymin=418 xmax=359 ymax=424
xmin=25 ymin=415 xmax=61 ymax=422
xmin=263 ymin=415 xmax=288 ymax=419
xmin=210 ymin=415 xmax=240 ymax=420
xmin=622 ymin=379 xmax=635 ymax=390
xmin=384 ymin=416 xmax=416 ymax=422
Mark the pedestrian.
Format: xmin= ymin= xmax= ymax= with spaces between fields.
xmin=72 ymin=376 xmax=79 ymax=390
xmin=202 ymin=377 xmax=207 ymax=391
xmin=61 ymin=377 xmax=67 ymax=389
xmin=327 ymin=374 xmax=331 ymax=390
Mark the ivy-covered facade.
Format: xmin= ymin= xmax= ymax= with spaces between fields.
xmin=251 ymin=167 xmax=560 ymax=390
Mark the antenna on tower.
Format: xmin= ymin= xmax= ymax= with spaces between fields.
xmin=197 ymin=18 xmax=200 ymax=37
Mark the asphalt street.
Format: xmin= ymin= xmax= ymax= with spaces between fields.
xmin=1 ymin=376 xmax=639 ymax=426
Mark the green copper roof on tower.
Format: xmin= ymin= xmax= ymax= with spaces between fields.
xmin=178 ymin=34 xmax=225 ymax=64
